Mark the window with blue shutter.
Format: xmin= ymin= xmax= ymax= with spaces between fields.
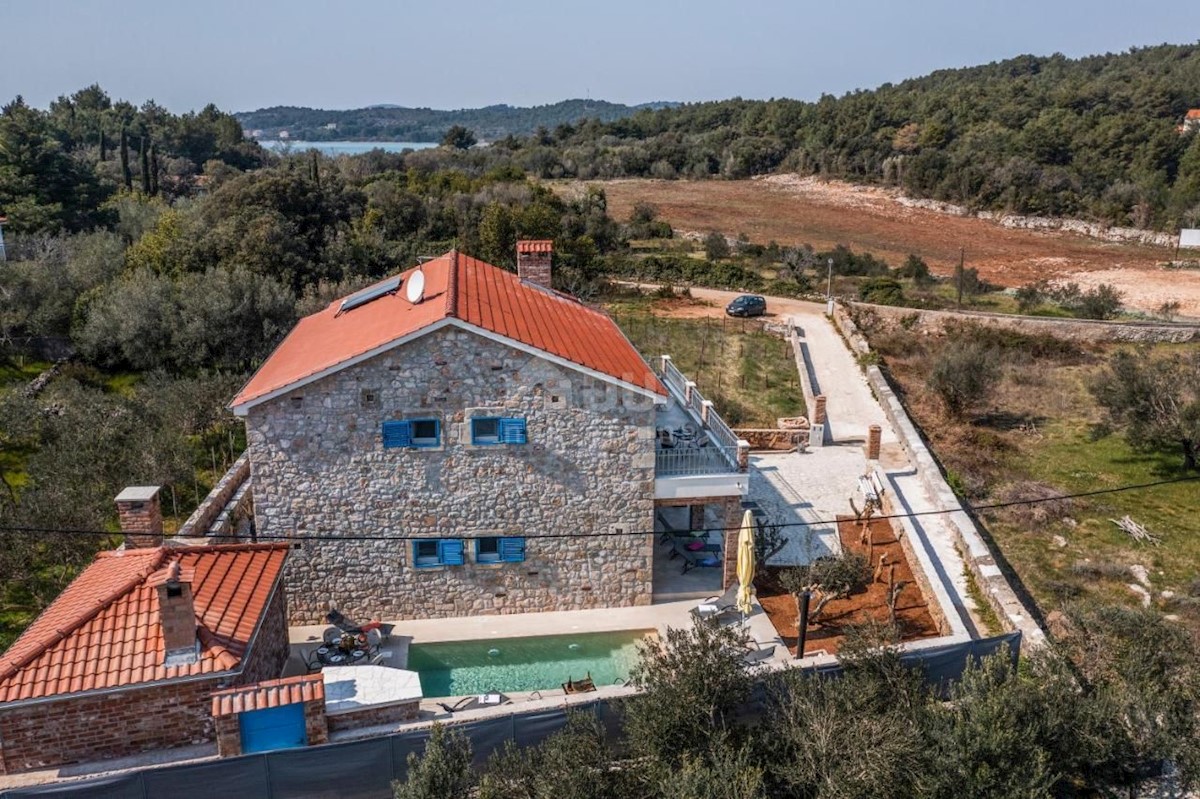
xmin=382 ymin=420 xmax=411 ymax=448
xmin=413 ymin=539 xmax=465 ymax=568
xmin=475 ymin=537 xmax=526 ymax=564
xmin=498 ymin=417 xmax=527 ymax=444
xmin=499 ymin=537 xmax=526 ymax=563
xmin=383 ymin=419 xmax=440 ymax=448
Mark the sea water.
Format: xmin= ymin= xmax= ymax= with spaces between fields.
xmin=257 ymin=140 xmax=438 ymax=156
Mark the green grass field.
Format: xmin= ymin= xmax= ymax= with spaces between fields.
xmin=871 ymin=329 xmax=1200 ymax=626
xmin=607 ymin=296 xmax=805 ymax=426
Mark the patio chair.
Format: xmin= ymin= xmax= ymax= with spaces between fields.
xmin=563 ymin=672 xmax=596 ymax=695
xmin=326 ymin=609 xmax=363 ymax=634
xmin=302 ymin=649 xmax=323 ymax=673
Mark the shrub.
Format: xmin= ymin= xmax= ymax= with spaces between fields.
xmin=858 ymin=276 xmax=906 ymax=305
xmin=926 ymin=339 xmax=1002 ymax=418
xmin=703 ymin=231 xmax=731 ymax=261
xmin=894 ymin=254 xmax=934 ymax=286
xmin=995 ymin=480 xmax=1074 ymax=526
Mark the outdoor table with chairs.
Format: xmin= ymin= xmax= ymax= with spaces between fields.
xmin=315 ymin=631 xmax=372 ymax=666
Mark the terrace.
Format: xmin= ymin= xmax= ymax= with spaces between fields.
xmin=654 ymin=355 xmax=749 ymax=501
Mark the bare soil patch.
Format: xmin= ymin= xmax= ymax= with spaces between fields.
xmin=570 ymin=177 xmax=1188 ymax=315
xmin=756 ymin=516 xmax=940 ymax=657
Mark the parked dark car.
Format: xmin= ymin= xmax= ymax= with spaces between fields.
xmin=725 ymin=295 xmax=767 ymax=317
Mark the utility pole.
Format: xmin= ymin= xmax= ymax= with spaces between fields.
xmin=826 ymin=257 xmax=834 ymax=315
xmin=955 ymin=247 xmax=965 ymax=310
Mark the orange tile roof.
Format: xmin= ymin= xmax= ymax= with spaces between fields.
xmin=1187 ymin=109 xmax=1200 ymax=120
xmin=231 ymin=250 xmax=665 ymax=409
xmin=0 ymin=543 xmax=290 ymax=704
xmin=211 ymin=673 xmax=323 ymax=717
xmin=516 ymin=239 xmax=553 ymax=253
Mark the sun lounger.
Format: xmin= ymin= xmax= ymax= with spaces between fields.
xmin=743 ymin=639 xmax=777 ymax=665
xmin=672 ymin=539 xmax=721 ymax=573
xmin=691 ymin=585 xmax=740 ymax=623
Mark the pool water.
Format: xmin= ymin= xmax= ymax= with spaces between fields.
xmin=406 ymin=630 xmax=650 ymax=698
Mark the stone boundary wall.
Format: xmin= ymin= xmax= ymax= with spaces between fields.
xmin=177 ymin=453 xmax=251 ymax=539
xmin=852 ymin=302 xmax=1200 ymax=343
xmin=787 ymin=326 xmax=818 ymax=417
xmin=831 ymin=303 xmax=1047 ymax=649
xmin=734 ymin=428 xmax=802 ymax=451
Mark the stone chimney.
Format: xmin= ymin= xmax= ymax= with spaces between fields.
xmin=115 ymin=486 xmax=163 ymax=549
xmin=516 ymin=240 xmax=553 ymax=287
xmin=149 ymin=559 xmax=198 ymax=666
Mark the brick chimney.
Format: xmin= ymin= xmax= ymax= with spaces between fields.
xmin=516 ymin=240 xmax=553 ymax=287
xmin=149 ymin=560 xmax=198 ymax=666
xmin=115 ymin=486 xmax=163 ymax=549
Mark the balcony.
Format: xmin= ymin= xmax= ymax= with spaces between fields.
xmin=654 ymin=356 xmax=749 ymax=500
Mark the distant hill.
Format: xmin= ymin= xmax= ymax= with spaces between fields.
xmin=235 ymin=99 xmax=678 ymax=142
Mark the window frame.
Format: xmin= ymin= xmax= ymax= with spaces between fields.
xmin=409 ymin=418 xmax=441 ymax=448
xmin=470 ymin=416 xmax=502 ymax=445
xmin=475 ymin=537 xmax=501 ymax=564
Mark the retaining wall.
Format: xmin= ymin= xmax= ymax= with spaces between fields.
xmin=177 ymin=453 xmax=252 ymax=539
xmin=852 ymin=302 xmax=1200 ymax=343
xmin=831 ymin=303 xmax=1046 ymax=649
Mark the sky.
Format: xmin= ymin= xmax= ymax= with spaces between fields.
xmin=3 ymin=0 xmax=1199 ymax=113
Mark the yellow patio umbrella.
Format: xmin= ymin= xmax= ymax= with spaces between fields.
xmin=736 ymin=509 xmax=757 ymax=616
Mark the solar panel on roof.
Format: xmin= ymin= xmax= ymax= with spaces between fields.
xmin=338 ymin=276 xmax=401 ymax=314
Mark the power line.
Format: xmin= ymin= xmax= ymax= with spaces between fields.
xmin=0 ymin=474 xmax=1196 ymax=543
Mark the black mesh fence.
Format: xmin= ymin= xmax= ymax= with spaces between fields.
xmin=2 ymin=633 xmax=1019 ymax=799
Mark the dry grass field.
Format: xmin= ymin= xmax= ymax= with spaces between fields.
xmin=558 ymin=176 xmax=1200 ymax=317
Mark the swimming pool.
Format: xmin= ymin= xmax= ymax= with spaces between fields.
xmin=406 ymin=629 xmax=650 ymax=698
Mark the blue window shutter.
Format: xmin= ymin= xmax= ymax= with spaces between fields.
xmin=382 ymin=420 xmax=412 ymax=448
xmin=500 ymin=537 xmax=526 ymax=563
xmin=498 ymin=417 xmax=527 ymax=444
xmin=440 ymin=539 xmax=465 ymax=566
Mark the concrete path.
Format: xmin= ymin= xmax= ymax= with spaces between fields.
xmin=665 ymin=287 xmax=983 ymax=635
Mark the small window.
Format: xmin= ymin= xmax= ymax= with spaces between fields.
xmin=471 ymin=417 xmax=500 ymax=445
xmin=382 ymin=419 xmax=440 ymax=449
xmin=476 ymin=537 xmax=501 ymax=564
xmin=410 ymin=419 xmax=440 ymax=448
xmin=290 ymin=396 xmax=304 ymax=410
xmin=413 ymin=539 xmax=464 ymax=568
xmin=471 ymin=417 xmax=526 ymax=445
xmin=476 ymin=536 xmax=526 ymax=564
xmin=360 ymin=389 xmax=379 ymax=408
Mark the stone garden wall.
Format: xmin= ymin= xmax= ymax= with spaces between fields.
xmin=245 ymin=326 xmax=658 ymax=624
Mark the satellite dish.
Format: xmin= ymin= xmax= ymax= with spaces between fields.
xmin=406 ymin=269 xmax=426 ymax=304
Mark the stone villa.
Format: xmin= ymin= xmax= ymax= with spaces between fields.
xmin=230 ymin=243 xmax=749 ymax=625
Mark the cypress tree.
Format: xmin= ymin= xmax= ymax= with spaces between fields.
xmin=150 ymin=142 xmax=159 ymax=196
xmin=119 ymin=128 xmax=132 ymax=190
xmin=139 ymin=137 xmax=150 ymax=194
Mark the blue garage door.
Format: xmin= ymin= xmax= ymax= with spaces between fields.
xmin=239 ymin=702 xmax=307 ymax=754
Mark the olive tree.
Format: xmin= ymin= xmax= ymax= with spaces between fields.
xmin=1090 ymin=347 xmax=1200 ymax=470
xmin=926 ymin=339 xmax=1002 ymax=418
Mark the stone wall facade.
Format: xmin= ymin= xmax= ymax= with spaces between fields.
xmin=245 ymin=326 xmax=658 ymax=624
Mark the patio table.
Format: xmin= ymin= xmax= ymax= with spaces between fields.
xmin=316 ymin=643 xmax=369 ymax=666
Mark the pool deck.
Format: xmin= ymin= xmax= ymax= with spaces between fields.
xmin=288 ymin=596 xmax=788 ymax=733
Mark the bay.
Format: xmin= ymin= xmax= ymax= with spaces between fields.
xmin=258 ymin=140 xmax=438 ymax=156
